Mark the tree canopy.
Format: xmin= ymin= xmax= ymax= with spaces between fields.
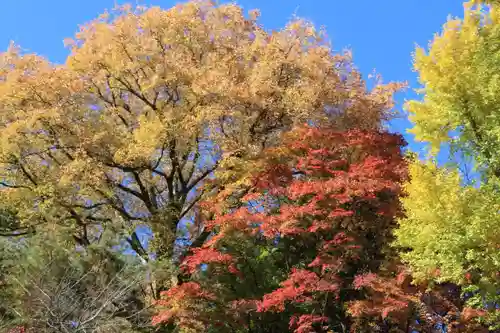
xmin=396 ymin=0 xmax=500 ymax=330
xmin=0 ymin=0 xmax=398 ymax=262
xmin=1 ymin=0 xmax=500 ymax=332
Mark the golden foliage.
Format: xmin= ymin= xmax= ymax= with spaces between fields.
xmin=0 ymin=1 xmax=402 ymax=258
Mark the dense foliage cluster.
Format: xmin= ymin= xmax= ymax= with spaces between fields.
xmin=151 ymin=126 xmax=407 ymax=332
xmin=0 ymin=0 xmax=499 ymax=332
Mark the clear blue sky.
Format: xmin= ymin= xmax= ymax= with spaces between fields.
xmin=0 ymin=0 xmax=465 ymax=153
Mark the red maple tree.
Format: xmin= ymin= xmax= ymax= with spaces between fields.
xmin=153 ymin=125 xmax=408 ymax=332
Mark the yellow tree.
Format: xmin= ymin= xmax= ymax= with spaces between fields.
xmin=396 ymin=0 xmax=500 ymax=328
xmin=0 ymin=1 xmax=401 ymax=278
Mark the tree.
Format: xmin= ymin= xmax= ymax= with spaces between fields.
xmin=0 ymin=0 xmax=402 ymax=307
xmin=152 ymin=124 xmax=408 ymax=332
xmin=0 ymin=0 xmax=400 ymax=269
xmin=395 ymin=0 xmax=500 ymax=330
xmin=0 ymin=229 xmax=152 ymax=333
xmin=407 ymin=0 xmax=500 ymax=178
xmin=0 ymin=1 xmax=408 ymax=331
xmin=393 ymin=162 xmax=500 ymax=331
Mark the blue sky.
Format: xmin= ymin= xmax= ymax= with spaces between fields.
xmin=0 ymin=0 xmax=465 ymax=153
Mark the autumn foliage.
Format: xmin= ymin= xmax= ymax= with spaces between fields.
xmin=152 ymin=125 xmax=409 ymax=332
xmin=1 ymin=1 xmax=500 ymax=332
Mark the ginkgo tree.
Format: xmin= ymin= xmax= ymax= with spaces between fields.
xmin=395 ymin=0 xmax=500 ymax=329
